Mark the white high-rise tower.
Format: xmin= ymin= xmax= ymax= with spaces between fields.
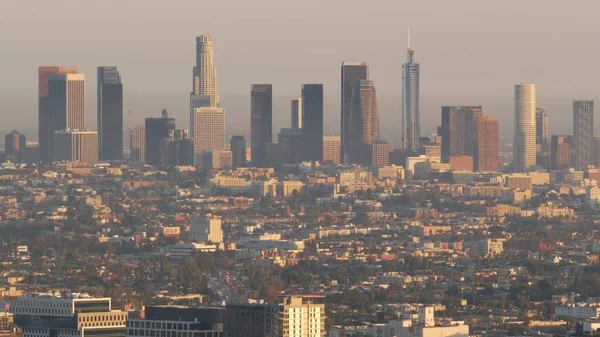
xmin=191 ymin=35 xmax=221 ymax=165
xmin=192 ymin=35 xmax=219 ymax=106
xmin=514 ymin=84 xmax=536 ymax=172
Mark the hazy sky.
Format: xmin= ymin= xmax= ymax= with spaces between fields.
xmin=2 ymin=0 xmax=600 ymax=142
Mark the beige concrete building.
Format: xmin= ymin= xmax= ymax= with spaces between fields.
xmin=323 ymin=136 xmax=341 ymax=164
xmin=130 ymin=126 xmax=145 ymax=163
xmin=191 ymin=107 xmax=225 ymax=158
xmin=280 ymin=295 xmax=325 ymax=337
xmin=52 ymin=130 xmax=98 ymax=166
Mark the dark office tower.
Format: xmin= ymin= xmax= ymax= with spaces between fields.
xmin=225 ymin=301 xmax=279 ymax=337
xmin=573 ymin=100 xmax=594 ymax=170
xmin=47 ymin=73 xmax=85 ymax=162
xmin=291 ymin=98 xmax=302 ymax=129
xmin=250 ymin=84 xmax=273 ymax=167
xmin=38 ymin=66 xmax=78 ymax=164
xmin=145 ymin=109 xmax=176 ymax=166
xmin=278 ymin=128 xmax=303 ymax=164
xmin=341 ymin=61 xmax=368 ymax=163
xmin=401 ymin=40 xmax=420 ymax=152
xmin=550 ymin=135 xmax=573 ymax=170
xmin=596 ymin=136 xmax=600 ymax=168
xmin=474 ymin=116 xmax=499 ymax=172
xmin=4 ymin=130 xmax=26 ymax=162
xmin=440 ymin=106 xmax=483 ymax=162
xmin=97 ymin=66 xmax=123 ymax=161
xmin=230 ymin=135 xmax=247 ymax=168
xmin=301 ymin=84 xmax=324 ymax=162
xmin=349 ymin=79 xmax=379 ymax=164
xmin=169 ymin=129 xmax=194 ymax=166
xmin=536 ymin=107 xmax=549 ymax=151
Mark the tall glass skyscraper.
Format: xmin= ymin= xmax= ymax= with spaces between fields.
xmin=341 ymin=61 xmax=368 ymax=162
xmin=250 ymin=84 xmax=273 ymax=167
xmin=301 ymin=84 xmax=324 ymax=162
xmin=350 ymin=79 xmax=379 ymax=164
xmin=401 ymin=44 xmax=420 ymax=152
xmin=97 ymin=66 xmax=123 ymax=161
xmin=192 ymin=35 xmax=219 ymax=106
xmin=573 ymin=100 xmax=594 ymax=170
xmin=514 ymin=84 xmax=536 ymax=173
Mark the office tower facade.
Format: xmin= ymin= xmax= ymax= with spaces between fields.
xmin=596 ymin=136 xmax=600 ymax=168
xmin=341 ymin=61 xmax=369 ymax=162
xmin=159 ymin=129 xmax=194 ymax=166
xmin=514 ymin=84 xmax=536 ymax=172
xmin=573 ymin=100 xmax=594 ymax=170
xmin=280 ymin=295 xmax=325 ymax=337
xmin=192 ymin=35 xmax=219 ymax=106
xmin=440 ymin=106 xmax=483 ymax=162
xmin=474 ymin=116 xmax=499 ymax=172
xmin=225 ymin=301 xmax=279 ymax=337
xmin=278 ymin=128 xmax=303 ymax=164
xmin=127 ymin=306 xmax=223 ymax=337
xmin=12 ymin=294 xmax=127 ymax=337
xmin=5 ymin=130 xmax=26 ymax=162
xmin=402 ymin=44 xmax=420 ymax=152
xmin=52 ymin=130 xmax=98 ymax=166
xmin=250 ymin=84 xmax=273 ymax=167
xmin=550 ymin=135 xmax=573 ymax=170
xmin=301 ymin=84 xmax=324 ymax=162
xmin=47 ymin=73 xmax=85 ymax=163
xmin=369 ymin=141 xmax=393 ymax=167
xmin=536 ymin=107 xmax=549 ymax=151
xmin=38 ymin=66 xmax=78 ymax=164
xmin=192 ymin=107 xmax=226 ymax=154
xmin=230 ymin=136 xmax=247 ymax=168
xmin=190 ymin=214 xmax=223 ymax=243
xmin=197 ymin=150 xmax=232 ymax=170
xmin=350 ymin=79 xmax=379 ymax=164
xmin=291 ymin=98 xmax=302 ymax=129
xmin=97 ymin=66 xmax=123 ymax=161
xmin=323 ymin=136 xmax=341 ymax=164
xmin=130 ymin=126 xmax=146 ymax=163
xmin=145 ymin=110 xmax=176 ymax=166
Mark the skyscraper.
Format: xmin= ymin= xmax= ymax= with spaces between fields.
xmin=38 ymin=66 xmax=78 ymax=164
xmin=474 ymin=116 xmax=499 ymax=172
xmin=401 ymin=41 xmax=420 ymax=152
xmin=341 ymin=61 xmax=368 ymax=162
xmin=192 ymin=107 xmax=226 ymax=153
xmin=349 ymin=79 xmax=379 ymax=164
xmin=250 ymin=84 xmax=273 ymax=167
xmin=291 ymin=98 xmax=302 ymax=129
xmin=47 ymin=73 xmax=85 ymax=163
xmin=440 ymin=106 xmax=483 ymax=162
xmin=145 ymin=110 xmax=176 ymax=166
xmin=301 ymin=84 xmax=324 ymax=162
xmin=38 ymin=66 xmax=79 ymax=164
xmin=573 ymin=100 xmax=594 ymax=170
xmin=130 ymin=126 xmax=146 ymax=163
xmin=192 ymin=35 xmax=219 ymax=106
xmin=230 ymin=136 xmax=247 ymax=168
xmin=513 ymin=84 xmax=536 ymax=172
xmin=536 ymin=107 xmax=549 ymax=151
xmin=97 ymin=66 xmax=123 ymax=161
xmin=4 ymin=131 xmax=26 ymax=162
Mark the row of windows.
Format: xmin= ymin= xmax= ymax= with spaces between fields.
xmin=80 ymin=315 xmax=126 ymax=322
xmin=128 ymin=321 xmax=188 ymax=330
xmin=127 ymin=329 xmax=221 ymax=337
